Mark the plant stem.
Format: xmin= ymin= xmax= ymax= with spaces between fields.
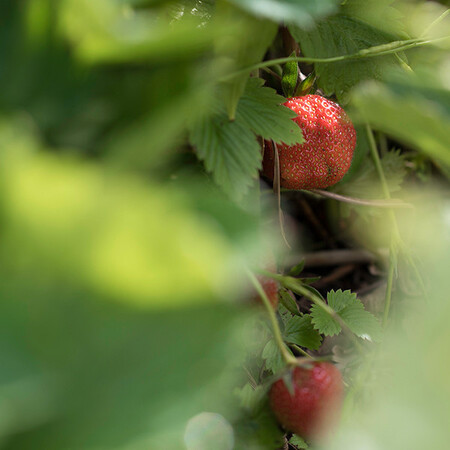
xmin=289 ymin=344 xmax=314 ymax=359
xmin=220 ymin=37 xmax=448 ymax=82
xmin=383 ymin=251 xmax=395 ymax=327
xmin=309 ymin=188 xmax=414 ymax=209
xmin=246 ymin=269 xmax=298 ymax=366
xmin=260 ymin=271 xmax=364 ymax=352
xmin=366 ymin=124 xmax=399 ymax=326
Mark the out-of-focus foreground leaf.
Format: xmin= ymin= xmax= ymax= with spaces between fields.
xmin=227 ymin=0 xmax=339 ymax=28
xmin=329 ymin=187 xmax=450 ymax=450
xmin=351 ymin=64 xmax=450 ymax=169
xmin=0 ymin=120 xmax=270 ymax=448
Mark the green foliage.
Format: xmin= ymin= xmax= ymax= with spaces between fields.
xmin=217 ymin=3 xmax=278 ymax=119
xmin=280 ymin=309 xmax=323 ymax=350
xmin=1 ymin=0 xmax=450 ymax=448
xmin=336 ymin=150 xmax=406 ymax=199
xmin=235 ymin=78 xmax=304 ymax=145
xmin=351 ymin=67 xmax=450 ymax=169
xmin=289 ymin=434 xmax=309 ymax=449
xmin=189 ymin=78 xmax=303 ymax=199
xmin=289 ymin=15 xmax=404 ymax=102
xmin=311 ymin=290 xmax=383 ymax=342
xmin=262 ymin=340 xmax=285 ymax=374
xmin=189 ymin=106 xmax=262 ymax=201
xmin=227 ymin=0 xmax=339 ymax=27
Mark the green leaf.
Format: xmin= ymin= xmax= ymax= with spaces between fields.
xmin=335 ymin=150 xmax=406 ymax=200
xmin=227 ymin=0 xmax=339 ymax=28
xmin=310 ymin=304 xmax=341 ymax=337
xmin=289 ymin=15 xmax=404 ymax=103
xmin=279 ymin=289 xmax=300 ymax=315
xmin=217 ymin=4 xmax=277 ymax=119
xmin=234 ymin=384 xmax=267 ymax=413
xmin=290 ymin=433 xmax=309 ymax=449
xmin=59 ymin=0 xmax=221 ymax=64
xmin=262 ymin=340 xmax=285 ymax=374
xmin=281 ymin=52 xmax=299 ymax=98
xmin=311 ymin=289 xmax=382 ymax=341
xmin=283 ymin=315 xmax=322 ymax=350
xmin=234 ymin=407 xmax=284 ymax=450
xmin=235 ymin=78 xmax=304 ymax=145
xmin=0 ymin=127 xmax=256 ymax=309
xmin=288 ymin=260 xmax=306 ymax=276
xmin=350 ymin=67 xmax=450 ymax=169
xmin=189 ymin=108 xmax=261 ymax=201
xmin=341 ymin=0 xmax=407 ymax=37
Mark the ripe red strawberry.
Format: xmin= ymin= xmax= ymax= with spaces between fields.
xmin=263 ymin=95 xmax=356 ymax=190
xmin=269 ymin=362 xmax=344 ymax=442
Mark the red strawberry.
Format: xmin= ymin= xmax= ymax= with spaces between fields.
xmin=263 ymin=95 xmax=356 ymax=190
xmin=269 ymin=362 xmax=344 ymax=442
xmin=254 ymin=274 xmax=279 ymax=308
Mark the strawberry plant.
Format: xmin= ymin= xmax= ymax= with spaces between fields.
xmin=0 ymin=1 xmax=449 ymax=450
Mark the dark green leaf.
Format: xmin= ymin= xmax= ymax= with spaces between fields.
xmin=288 ymin=260 xmax=305 ymax=276
xmin=189 ymin=108 xmax=261 ymax=201
xmin=290 ymin=15 xmax=404 ymax=103
xmin=236 ymin=78 xmax=304 ymax=145
xmin=279 ymin=289 xmax=300 ymax=315
xmin=283 ymin=315 xmax=322 ymax=350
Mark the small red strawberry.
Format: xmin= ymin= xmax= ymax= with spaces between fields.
xmin=254 ymin=274 xmax=279 ymax=308
xmin=263 ymin=95 xmax=356 ymax=190
xmin=269 ymin=362 xmax=344 ymax=442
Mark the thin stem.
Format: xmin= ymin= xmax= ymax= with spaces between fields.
xmin=220 ymin=37 xmax=448 ymax=82
xmin=366 ymin=124 xmax=392 ymax=200
xmin=309 ymin=189 xmax=414 ymax=209
xmin=260 ymin=271 xmax=364 ymax=352
xmin=420 ymin=9 xmax=450 ymax=38
xmin=290 ymin=344 xmax=314 ymax=359
xmin=261 ymin=66 xmax=282 ymax=81
xmin=383 ymin=251 xmax=395 ymax=328
xmin=246 ymin=268 xmax=298 ymax=366
xmin=366 ymin=125 xmax=399 ymax=326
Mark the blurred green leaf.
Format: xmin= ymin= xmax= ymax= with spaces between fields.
xmin=289 ymin=433 xmax=309 ymax=449
xmin=336 ymin=150 xmax=406 ymax=199
xmin=351 ymin=67 xmax=450 ymax=168
xmin=59 ymin=0 xmax=220 ymax=63
xmin=0 ymin=143 xmax=247 ymax=308
xmin=217 ymin=4 xmax=277 ymax=119
xmin=262 ymin=340 xmax=284 ymax=374
xmin=0 ymin=277 xmax=249 ymax=449
xmin=234 ymin=406 xmax=284 ymax=450
xmin=227 ymin=0 xmax=339 ymax=28
xmin=341 ymin=0 xmax=407 ymax=37
xmin=290 ymin=15 xmax=404 ymax=103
